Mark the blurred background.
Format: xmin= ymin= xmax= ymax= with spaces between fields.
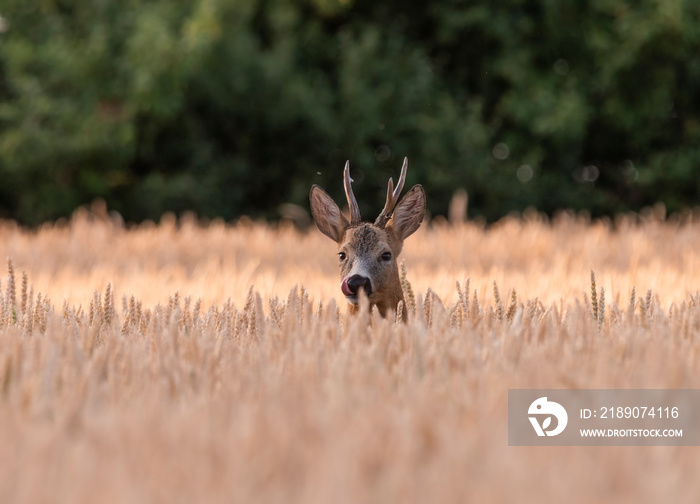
xmin=1 ymin=0 xmax=699 ymax=226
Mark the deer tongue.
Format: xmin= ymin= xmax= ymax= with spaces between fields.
xmin=341 ymin=276 xmax=354 ymax=297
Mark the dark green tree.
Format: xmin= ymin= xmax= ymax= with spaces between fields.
xmin=1 ymin=0 xmax=699 ymax=224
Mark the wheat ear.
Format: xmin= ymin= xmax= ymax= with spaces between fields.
xmin=590 ymin=271 xmax=598 ymax=322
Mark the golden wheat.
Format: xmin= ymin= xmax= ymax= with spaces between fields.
xmin=0 ymin=207 xmax=698 ymax=503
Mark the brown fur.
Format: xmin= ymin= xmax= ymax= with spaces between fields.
xmin=339 ymin=223 xmax=405 ymax=318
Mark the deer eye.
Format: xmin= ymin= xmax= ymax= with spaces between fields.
xmin=338 ymin=252 xmax=347 ymax=261
xmin=380 ymin=251 xmax=392 ymax=262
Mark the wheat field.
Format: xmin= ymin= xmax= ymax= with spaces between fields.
xmin=0 ymin=203 xmax=699 ymax=503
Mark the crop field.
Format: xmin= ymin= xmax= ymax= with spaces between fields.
xmin=0 ymin=203 xmax=699 ymax=503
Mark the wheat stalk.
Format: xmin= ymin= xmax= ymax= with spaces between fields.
xmin=6 ymin=259 xmax=16 ymax=324
xmin=424 ymin=288 xmax=433 ymax=327
xmin=32 ymin=293 xmax=42 ymax=334
xmin=456 ymin=279 xmax=470 ymax=325
xmin=0 ymin=280 xmax=4 ymax=329
xmin=472 ymin=289 xmax=481 ymax=317
xmin=590 ymin=270 xmax=598 ymax=322
xmin=104 ymin=283 xmax=114 ymax=327
xmin=494 ymin=282 xmax=503 ymax=321
xmin=400 ymin=260 xmax=416 ymax=315
xmin=506 ymin=289 xmax=518 ymax=323
xmin=20 ymin=271 xmax=27 ymax=316
xmin=628 ymin=286 xmax=636 ymax=320
xmin=269 ymin=297 xmax=282 ymax=327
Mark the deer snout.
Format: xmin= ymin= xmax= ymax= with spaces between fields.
xmin=342 ymin=274 xmax=373 ymax=298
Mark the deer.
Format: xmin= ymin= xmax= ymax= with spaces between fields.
xmin=309 ymin=158 xmax=426 ymax=320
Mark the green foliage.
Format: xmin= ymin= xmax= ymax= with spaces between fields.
xmin=1 ymin=0 xmax=700 ymax=224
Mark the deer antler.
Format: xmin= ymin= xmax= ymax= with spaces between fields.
xmin=344 ymin=161 xmax=362 ymax=225
xmin=374 ymin=157 xmax=408 ymax=228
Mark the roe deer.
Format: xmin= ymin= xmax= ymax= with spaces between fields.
xmin=309 ymin=158 xmax=426 ymax=320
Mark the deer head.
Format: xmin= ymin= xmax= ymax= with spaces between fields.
xmin=309 ymin=158 xmax=426 ymax=319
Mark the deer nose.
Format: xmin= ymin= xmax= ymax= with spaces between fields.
xmin=343 ymin=274 xmax=373 ymax=297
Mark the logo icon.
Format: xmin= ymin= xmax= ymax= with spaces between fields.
xmin=528 ymin=397 xmax=568 ymax=436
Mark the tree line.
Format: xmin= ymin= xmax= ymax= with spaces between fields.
xmin=1 ymin=0 xmax=699 ymax=225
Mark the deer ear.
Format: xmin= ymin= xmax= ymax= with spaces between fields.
xmin=387 ymin=185 xmax=426 ymax=240
xmin=309 ymin=185 xmax=350 ymax=243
